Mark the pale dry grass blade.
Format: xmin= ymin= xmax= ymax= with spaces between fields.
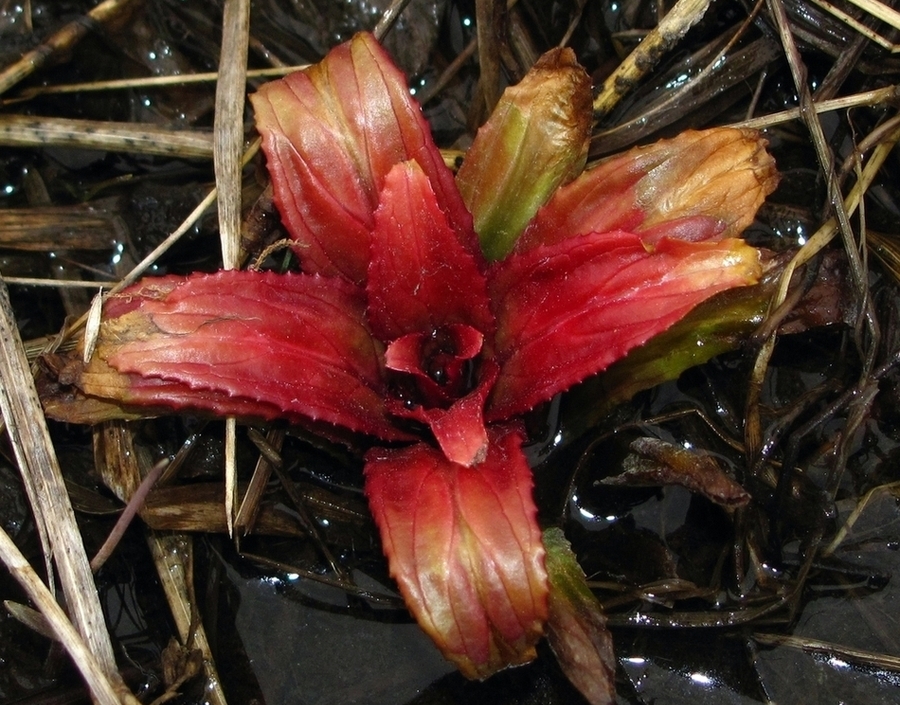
xmin=0 ymin=115 xmax=214 ymax=159
xmin=216 ymin=0 xmax=251 ymax=271
xmin=0 ymin=280 xmax=120 ymax=677
xmin=0 ymin=526 xmax=138 ymax=705
xmin=215 ymin=0 xmax=252 ymax=539
xmin=5 ymin=65 xmax=310 ymax=104
xmin=808 ymin=0 xmax=900 ymax=51
xmin=734 ymin=85 xmax=900 ymax=130
xmin=844 ymin=0 xmax=900 ymax=30
xmin=3 ymin=277 xmax=113 ymax=288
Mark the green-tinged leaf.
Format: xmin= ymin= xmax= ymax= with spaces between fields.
xmin=544 ymin=527 xmax=616 ymax=705
xmin=486 ymin=233 xmax=761 ymax=422
xmin=456 ymin=47 xmax=591 ymax=261
xmin=566 ymin=250 xmax=848 ymax=435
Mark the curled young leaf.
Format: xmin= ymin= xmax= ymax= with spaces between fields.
xmin=456 ymin=47 xmax=592 ymax=261
xmin=517 ymin=128 xmax=779 ymax=253
xmin=603 ymin=437 xmax=751 ymax=508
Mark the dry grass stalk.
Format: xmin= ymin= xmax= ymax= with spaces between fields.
xmin=0 ymin=204 xmax=125 ymax=251
xmin=95 ymin=423 xmax=229 ymax=705
xmin=809 ymin=0 xmax=900 ymax=51
xmin=215 ymin=0 xmax=252 ymax=538
xmin=0 ymin=526 xmax=139 ymax=705
xmin=4 ymin=277 xmax=112 ymax=289
xmin=0 ymin=0 xmax=140 ymax=95
xmin=144 ymin=483 xmax=304 ymax=536
xmin=0 ymin=279 xmax=125 ymax=684
xmin=844 ymin=0 xmax=900 ymax=31
xmin=592 ymin=0 xmax=713 ymax=118
xmin=215 ymin=0 xmax=251 ymax=271
xmin=743 ymin=0 xmax=896 ymax=458
xmin=4 ymin=65 xmax=311 ymax=104
xmin=234 ymin=427 xmax=285 ymax=535
xmin=0 ymin=115 xmax=214 ymax=159
xmin=753 ymin=633 xmax=900 ymax=671
xmin=735 ymin=84 xmax=900 ymax=129
xmin=374 ymin=0 xmax=415 ymax=39
xmin=744 ymin=123 xmax=900 ymax=457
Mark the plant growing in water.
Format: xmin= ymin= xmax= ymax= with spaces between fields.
xmin=43 ymin=32 xmax=777 ymax=703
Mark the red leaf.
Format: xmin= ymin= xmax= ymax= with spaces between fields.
xmin=77 ymin=271 xmax=406 ymax=439
xmin=250 ymin=33 xmax=471 ymax=284
xmin=516 ymin=128 xmax=779 ymax=254
xmin=486 ymin=232 xmax=761 ymax=421
xmin=366 ymin=161 xmax=492 ymax=341
xmin=364 ymin=424 xmax=548 ymax=679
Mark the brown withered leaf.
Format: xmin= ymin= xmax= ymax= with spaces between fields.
xmin=602 ymin=437 xmax=750 ymax=508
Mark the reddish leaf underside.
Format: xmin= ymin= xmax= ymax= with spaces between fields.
xmin=76 ymin=271 xmax=406 ymax=439
xmin=486 ymin=232 xmax=762 ymax=421
xmin=250 ymin=32 xmax=472 ymax=284
xmin=364 ymin=424 xmax=548 ymax=679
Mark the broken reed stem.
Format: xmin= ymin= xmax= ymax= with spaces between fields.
xmin=753 ymin=632 xmax=900 ymax=671
xmin=148 ymin=534 xmax=229 ymax=705
xmin=94 ymin=423 xmax=229 ymax=705
xmin=373 ymin=0 xmax=414 ymax=40
xmin=0 ymin=0 xmax=140 ymax=96
xmin=593 ymin=0 xmax=713 ymax=118
xmin=215 ymin=0 xmax=252 ymax=538
xmin=734 ymin=84 xmax=900 ymax=130
xmin=0 ymin=279 xmax=119 ymax=675
xmin=0 ymin=526 xmax=139 ymax=705
xmin=4 ymin=65 xmax=310 ymax=104
xmin=745 ymin=124 xmax=900 ymax=458
xmin=0 ymin=115 xmax=214 ymax=159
